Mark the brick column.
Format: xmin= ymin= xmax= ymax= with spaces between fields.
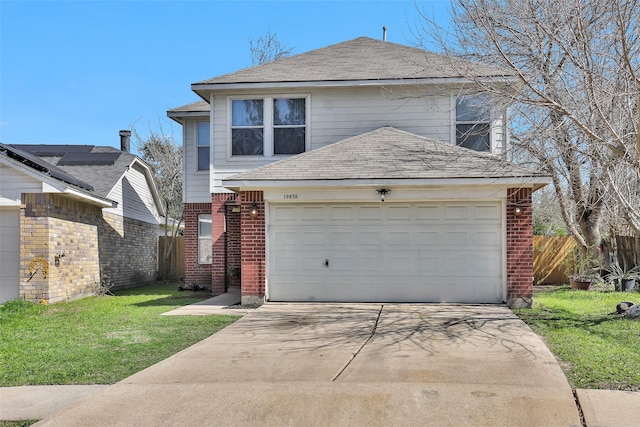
xmin=506 ymin=187 xmax=533 ymax=308
xmin=211 ymin=193 xmax=237 ymax=295
xmin=240 ymin=191 xmax=266 ymax=305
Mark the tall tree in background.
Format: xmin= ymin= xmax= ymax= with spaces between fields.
xmin=134 ymin=127 xmax=183 ymax=280
xmin=415 ymin=0 xmax=639 ymax=249
xmin=249 ymin=29 xmax=293 ymax=65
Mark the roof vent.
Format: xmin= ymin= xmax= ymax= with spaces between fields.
xmin=119 ymin=130 xmax=131 ymax=153
xmin=382 ymin=26 xmax=387 ymax=41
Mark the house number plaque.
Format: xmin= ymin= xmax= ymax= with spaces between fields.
xmin=283 ymin=194 xmax=298 ymax=199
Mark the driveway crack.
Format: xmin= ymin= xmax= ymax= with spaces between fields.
xmin=331 ymin=304 xmax=383 ymax=382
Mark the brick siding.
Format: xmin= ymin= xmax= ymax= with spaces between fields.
xmin=506 ymin=187 xmax=534 ymax=308
xmin=100 ymin=212 xmax=157 ymax=289
xmin=183 ymin=202 xmax=213 ymax=286
xmin=19 ymin=193 xmax=159 ymax=303
xmin=20 ymin=193 xmax=101 ymax=303
xmin=239 ymin=191 xmax=266 ymax=305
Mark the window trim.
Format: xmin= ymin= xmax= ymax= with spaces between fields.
xmin=452 ymin=93 xmax=493 ymax=152
xmin=196 ymin=121 xmax=210 ymax=171
xmin=197 ymin=214 xmax=212 ymax=265
xmin=227 ymin=94 xmax=310 ymax=160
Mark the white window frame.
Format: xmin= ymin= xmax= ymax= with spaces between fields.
xmin=451 ymin=93 xmax=493 ymax=152
xmin=198 ymin=214 xmax=212 ymax=264
xmin=196 ymin=121 xmax=210 ymax=171
xmin=227 ymin=94 xmax=310 ymax=160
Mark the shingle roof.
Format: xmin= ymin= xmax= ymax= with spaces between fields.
xmin=0 ymin=143 xmax=94 ymax=191
xmin=195 ymin=37 xmax=513 ymax=86
xmin=167 ymin=100 xmax=209 ymax=114
xmin=11 ymin=145 xmax=139 ymax=198
xmin=223 ymin=127 xmax=547 ymax=183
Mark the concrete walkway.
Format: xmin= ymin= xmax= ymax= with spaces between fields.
xmin=2 ymin=297 xmax=638 ymax=426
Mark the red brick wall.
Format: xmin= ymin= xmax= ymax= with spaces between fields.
xmin=226 ymin=202 xmax=241 ymax=288
xmin=211 ymin=194 xmax=237 ymax=294
xmin=183 ymin=202 xmax=212 ymax=286
xmin=506 ymin=187 xmax=533 ymax=307
xmin=240 ymin=191 xmax=265 ymax=304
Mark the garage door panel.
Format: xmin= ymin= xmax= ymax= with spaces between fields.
xmin=268 ymin=202 xmax=503 ymax=303
xmin=0 ymin=208 xmax=20 ymax=303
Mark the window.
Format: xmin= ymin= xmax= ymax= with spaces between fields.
xmin=230 ymin=96 xmax=307 ymax=157
xmin=197 ymin=122 xmax=210 ymax=171
xmin=456 ymin=94 xmax=491 ymax=152
xmin=273 ymin=98 xmax=306 ymax=154
xmin=232 ymin=99 xmax=264 ymax=155
xmin=198 ymin=214 xmax=212 ymax=264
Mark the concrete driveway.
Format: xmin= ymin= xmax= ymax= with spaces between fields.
xmin=36 ymin=303 xmax=581 ymax=426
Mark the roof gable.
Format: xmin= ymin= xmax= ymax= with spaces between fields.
xmin=194 ymin=37 xmax=512 ymax=88
xmin=0 ymin=143 xmax=94 ymax=191
xmin=13 ymin=144 xmax=138 ymax=198
xmin=223 ymin=127 xmax=547 ymax=184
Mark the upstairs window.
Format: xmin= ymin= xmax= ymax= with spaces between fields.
xmin=456 ymin=94 xmax=491 ymax=152
xmin=197 ymin=122 xmax=210 ymax=171
xmin=230 ymin=96 xmax=308 ymax=157
xmin=231 ymin=99 xmax=264 ymax=155
xmin=273 ymin=98 xmax=306 ymax=154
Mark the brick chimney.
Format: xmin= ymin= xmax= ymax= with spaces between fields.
xmin=119 ymin=130 xmax=131 ymax=152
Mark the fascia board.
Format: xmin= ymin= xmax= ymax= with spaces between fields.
xmin=222 ymin=176 xmax=552 ymax=191
xmin=191 ymin=75 xmax=519 ymax=94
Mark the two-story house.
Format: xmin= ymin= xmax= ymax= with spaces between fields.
xmin=168 ymin=37 xmax=549 ymax=308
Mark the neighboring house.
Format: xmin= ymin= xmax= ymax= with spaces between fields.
xmin=168 ymin=37 xmax=550 ymax=308
xmin=0 ymin=133 xmax=164 ymax=304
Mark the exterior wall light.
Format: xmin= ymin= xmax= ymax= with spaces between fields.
xmin=250 ymin=203 xmax=259 ymax=218
xmin=514 ymin=206 xmax=522 ymax=216
xmin=376 ymin=188 xmax=390 ymax=202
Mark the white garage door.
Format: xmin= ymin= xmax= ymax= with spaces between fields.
xmin=0 ymin=208 xmax=20 ymax=304
xmin=268 ymin=202 xmax=503 ymax=303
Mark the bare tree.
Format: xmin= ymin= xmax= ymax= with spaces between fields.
xmin=249 ymin=29 xmax=293 ymax=65
xmin=414 ymin=0 xmax=640 ymax=248
xmin=134 ymin=126 xmax=183 ymax=281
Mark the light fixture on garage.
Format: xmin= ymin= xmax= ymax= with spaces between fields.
xmin=250 ymin=203 xmax=259 ymax=218
xmin=376 ymin=188 xmax=390 ymax=202
xmin=514 ymin=206 xmax=523 ymax=216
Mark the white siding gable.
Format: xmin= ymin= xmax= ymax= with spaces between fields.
xmin=105 ymin=162 xmax=161 ymax=225
xmin=0 ymin=161 xmax=58 ymax=206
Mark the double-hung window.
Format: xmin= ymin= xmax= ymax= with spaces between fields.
xmin=231 ymin=99 xmax=264 ymax=155
xmin=230 ymin=96 xmax=307 ymax=157
xmin=197 ymin=122 xmax=210 ymax=170
xmin=198 ymin=214 xmax=212 ymax=264
xmin=455 ymin=94 xmax=491 ymax=152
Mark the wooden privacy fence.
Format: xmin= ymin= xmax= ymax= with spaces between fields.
xmin=602 ymin=236 xmax=640 ymax=271
xmin=158 ymin=236 xmax=185 ymax=280
xmin=533 ymin=235 xmax=640 ymax=285
xmin=533 ymin=236 xmax=577 ymax=285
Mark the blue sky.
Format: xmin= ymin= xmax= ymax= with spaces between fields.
xmin=0 ymin=0 xmax=450 ymax=151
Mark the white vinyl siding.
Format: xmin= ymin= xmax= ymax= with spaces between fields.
xmin=105 ymin=163 xmax=161 ymax=224
xmin=179 ymin=86 xmax=509 ymax=197
xmin=0 ymin=162 xmax=48 ymax=206
xmin=183 ymin=119 xmax=213 ymax=202
xmin=207 ymin=86 xmax=455 ymax=193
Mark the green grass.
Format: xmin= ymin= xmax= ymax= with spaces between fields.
xmin=0 ymin=284 xmax=239 ymax=386
xmin=515 ymin=287 xmax=640 ymax=391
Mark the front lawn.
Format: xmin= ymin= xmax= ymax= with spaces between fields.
xmin=0 ymin=284 xmax=239 ymax=386
xmin=514 ymin=287 xmax=640 ymax=391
